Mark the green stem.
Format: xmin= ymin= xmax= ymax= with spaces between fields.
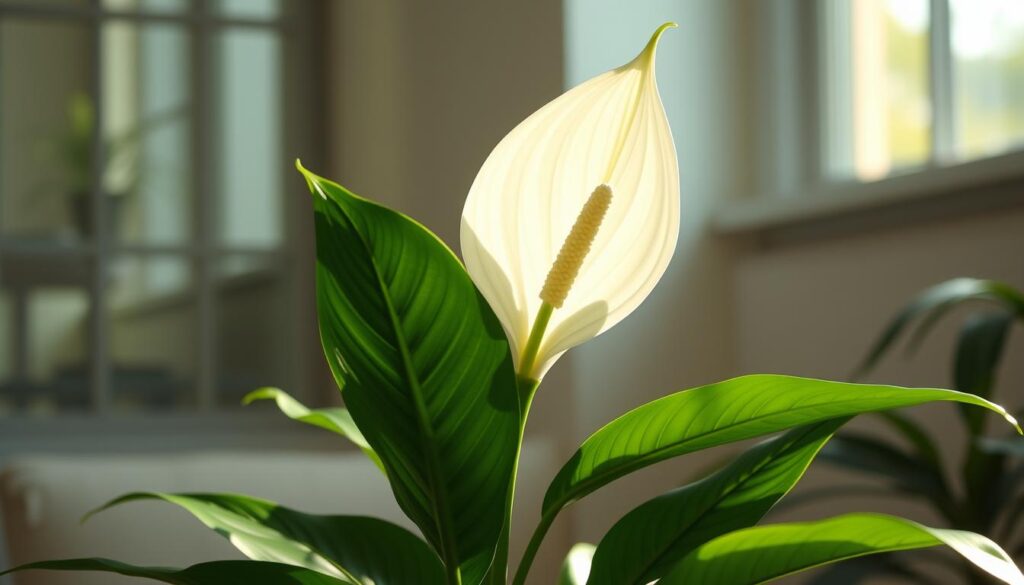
xmin=511 ymin=508 xmax=558 ymax=585
xmin=488 ymin=375 xmax=540 ymax=584
xmin=518 ymin=303 xmax=554 ymax=382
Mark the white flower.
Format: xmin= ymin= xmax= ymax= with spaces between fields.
xmin=461 ymin=23 xmax=680 ymax=381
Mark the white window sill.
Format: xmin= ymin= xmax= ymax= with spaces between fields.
xmin=713 ymin=150 xmax=1024 ymax=239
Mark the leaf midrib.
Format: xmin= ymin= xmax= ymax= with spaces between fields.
xmin=326 ymin=190 xmax=461 ymax=583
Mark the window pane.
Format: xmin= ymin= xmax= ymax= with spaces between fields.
xmin=216 ymin=28 xmax=283 ymax=249
xmin=103 ymin=21 xmax=193 ymax=245
xmin=216 ymin=254 xmax=292 ymax=407
xmin=0 ymin=253 xmax=93 ymax=415
xmin=826 ymin=0 xmax=931 ymax=181
xmin=0 ymin=19 xmax=95 ymax=241
xmin=950 ymin=0 xmax=1024 ymax=159
xmin=109 ymin=256 xmax=196 ymax=411
xmin=217 ymin=0 xmax=281 ymax=20
xmin=102 ymin=0 xmax=189 ymax=13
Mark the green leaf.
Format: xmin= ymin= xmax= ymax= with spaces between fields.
xmin=588 ymin=419 xmax=845 ymax=585
xmin=874 ymin=410 xmax=941 ymax=467
xmin=242 ymin=387 xmax=384 ymax=472
xmin=2 ymin=558 xmax=355 ymax=584
xmin=543 ymin=375 xmax=1019 ymax=518
xmin=955 ymin=311 xmax=1014 ymax=433
xmin=298 ymin=162 xmax=520 ymax=585
xmin=818 ymin=433 xmax=953 ymax=516
xmin=659 ymin=513 xmax=1024 ymax=585
xmin=559 ymin=544 xmax=596 ymax=585
xmin=88 ymin=492 xmax=444 ymax=585
xmin=854 ymin=278 xmax=1024 ymax=378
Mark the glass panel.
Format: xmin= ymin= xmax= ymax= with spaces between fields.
xmin=102 ymin=0 xmax=189 ymax=13
xmin=0 ymin=252 xmax=93 ymax=415
xmin=103 ymin=21 xmax=193 ymax=245
xmin=108 ymin=255 xmax=196 ymax=411
xmin=217 ymin=0 xmax=281 ymax=20
xmin=826 ymin=0 xmax=931 ymax=181
xmin=0 ymin=0 xmax=88 ymax=5
xmin=0 ymin=19 xmax=95 ymax=242
xmin=950 ymin=0 xmax=1024 ymax=159
xmin=216 ymin=254 xmax=292 ymax=407
xmin=216 ymin=28 xmax=283 ymax=249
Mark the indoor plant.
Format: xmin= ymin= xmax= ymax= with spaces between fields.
xmin=5 ymin=24 xmax=1023 ymax=585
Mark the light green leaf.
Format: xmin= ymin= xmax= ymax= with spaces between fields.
xmin=1 ymin=558 xmax=355 ymax=584
xmin=587 ymin=419 xmax=846 ymax=585
xmin=88 ymin=492 xmax=444 ymax=585
xmin=299 ymin=162 xmax=520 ymax=585
xmin=659 ymin=513 xmax=1024 ymax=585
xmin=242 ymin=387 xmax=384 ymax=472
xmin=559 ymin=544 xmax=596 ymax=585
xmin=543 ymin=375 xmax=1019 ymax=518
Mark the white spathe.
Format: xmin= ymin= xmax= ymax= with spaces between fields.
xmin=461 ymin=23 xmax=680 ymax=379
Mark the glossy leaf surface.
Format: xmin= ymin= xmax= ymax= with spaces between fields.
xmin=543 ymin=375 xmax=1019 ymax=516
xmin=587 ymin=419 xmax=846 ymax=585
xmin=2 ymin=558 xmax=354 ymax=585
xmin=90 ymin=492 xmax=444 ymax=585
xmin=660 ymin=513 xmax=1024 ymax=585
xmin=243 ymin=387 xmax=383 ymax=472
xmin=300 ymin=163 xmax=520 ymax=584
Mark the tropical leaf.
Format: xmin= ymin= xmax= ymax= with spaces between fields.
xmin=2 ymin=558 xmax=354 ymax=584
xmin=559 ymin=544 xmax=596 ymax=585
xmin=587 ymin=419 xmax=846 ymax=585
xmin=88 ymin=492 xmax=444 ymax=585
xmin=542 ymin=375 xmax=1019 ymax=520
xmin=955 ymin=311 xmax=1015 ymax=432
xmin=875 ymin=410 xmax=941 ymax=467
xmin=854 ymin=278 xmax=1024 ymax=378
xmin=298 ymin=162 xmax=520 ymax=584
xmin=659 ymin=513 xmax=1024 ymax=585
xmin=243 ymin=387 xmax=383 ymax=472
xmin=818 ymin=433 xmax=953 ymax=517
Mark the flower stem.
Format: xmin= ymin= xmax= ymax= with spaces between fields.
xmin=518 ymin=302 xmax=554 ymax=382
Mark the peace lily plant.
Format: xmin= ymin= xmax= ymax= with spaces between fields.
xmin=7 ymin=23 xmax=1024 ymax=585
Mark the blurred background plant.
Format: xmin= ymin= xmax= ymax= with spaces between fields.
xmin=800 ymin=278 xmax=1024 ymax=584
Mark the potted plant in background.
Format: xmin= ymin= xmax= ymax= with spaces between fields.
xmin=5 ymin=24 xmax=1024 ymax=585
xmin=797 ymin=278 xmax=1024 ymax=584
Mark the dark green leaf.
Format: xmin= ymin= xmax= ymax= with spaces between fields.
xmin=559 ymin=544 xmax=595 ymax=585
xmin=298 ymin=163 xmax=520 ymax=584
xmin=243 ymin=387 xmax=383 ymax=472
xmin=955 ymin=311 xmax=1014 ymax=433
xmin=875 ymin=410 xmax=941 ymax=467
xmin=818 ymin=433 xmax=952 ymax=516
xmin=2 ymin=558 xmax=354 ymax=584
xmin=543 ymin=375 xmax=1019 ymax=519
xmin=854 ymin=278 xmax=1024 ymax=378
xmin=659 ymin=513 xmax=1024 ymax=585
xmin=804 ymin=554 xmax=933 ymax=585
xmin=88 ymin=492 xmax=444 ymax=585
xmin=588 ymin=419 xmax=846 ymax=585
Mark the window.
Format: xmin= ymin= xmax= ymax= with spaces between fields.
xmin=0 ymin=0 xmax=322 ymax=419
xmin=822 ymin=0 xmax=1024 ymax=182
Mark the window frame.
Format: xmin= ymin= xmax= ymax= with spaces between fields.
xmin=719 ymin=0 xmax=1024 ymax=236
xmin=0 ymin=0 xmax=328 ymax=430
